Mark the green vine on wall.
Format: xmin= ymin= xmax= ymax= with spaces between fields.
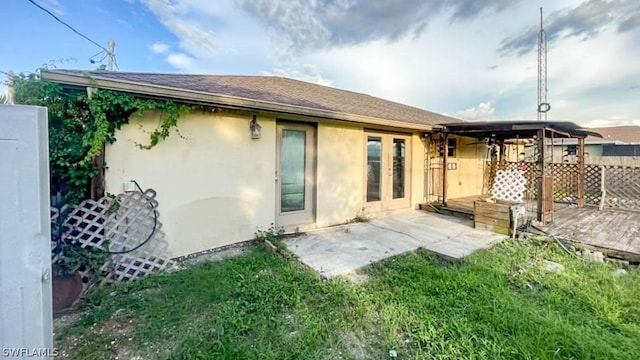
xmin=12 ymin=68 xmax=190 ymax=204
xmin=85 ymin=87 xmax=190 ymax=159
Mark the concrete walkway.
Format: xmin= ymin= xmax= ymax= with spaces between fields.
xmin=283 ymin=211 xmax=507 ymax=278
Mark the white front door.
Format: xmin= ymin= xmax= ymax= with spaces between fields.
xmin=275 ymin=122 xmax=316 ymax=229
xmin=365 ymin=131 xmax=411 ymax=212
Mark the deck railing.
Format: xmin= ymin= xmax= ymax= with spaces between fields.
xmin=485 ymin=161 xmax=640 ymax=211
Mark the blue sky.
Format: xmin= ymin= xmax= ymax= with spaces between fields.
xmin=2 ymin=0 xmax=639 ymax=127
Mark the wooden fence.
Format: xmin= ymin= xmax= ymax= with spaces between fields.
xmin=485 ymin=161 xmax=640 ymax=211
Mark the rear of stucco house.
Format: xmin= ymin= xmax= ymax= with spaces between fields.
xmin=43 ymin=70 xmax=462 ymax=258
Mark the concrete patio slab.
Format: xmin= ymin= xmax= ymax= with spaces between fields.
xmin=283 ymin=211 xmax=507 ymax=278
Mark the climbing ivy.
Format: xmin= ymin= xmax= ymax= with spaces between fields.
xmin=12 ymin=68 xmax=190 ymax=204
xmin=84 ymin=87 xmax=190 ymax=158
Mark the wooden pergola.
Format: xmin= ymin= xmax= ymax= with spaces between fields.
xmin=434 ymin=121 xmax=601 ymax=223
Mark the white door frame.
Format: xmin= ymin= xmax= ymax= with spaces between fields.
xmin=364 ymin=131 xmax=412 ymax=213
xmin=275 ymin=122 xmax=316 ymax=229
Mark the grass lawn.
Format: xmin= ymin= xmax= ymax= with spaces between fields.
xmin=56 ymin=239 xmax=640 ymax=359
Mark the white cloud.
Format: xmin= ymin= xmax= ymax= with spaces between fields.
xmin=582 ymin=119 xmax=640 ymax=128
xmin=40 ymin=0 xmax=64 ymax=16
xmin=166 ymin=53 xmax=194 ymax=70
xmin=137 ymin=0 xmax=640 ymax=126
xmin=150 ymin=42 xmax=170 ymax=54
xmin=141 ymin=0 xmax=221 ymax=60
xmin=457 ymin=101 xmax=496 ymax=120
xmin=139 ymin=0 xmax=271 ymax=73
xmin=261 ymin=65 xmax=333 ymax=87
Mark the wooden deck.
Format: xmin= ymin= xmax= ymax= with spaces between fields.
xmin=445 ymin=195 xmax=489 ymax=214
xmin=542 ymin=206 xmax=640 ymax=262
xmin=435 ymin=195 xmax=569 ymax=217
xmin=424 ymin=196 xmax=640 ymax=262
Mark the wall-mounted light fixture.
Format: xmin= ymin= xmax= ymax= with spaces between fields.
xmin=250 ymin=114 xmax=261 ymax=139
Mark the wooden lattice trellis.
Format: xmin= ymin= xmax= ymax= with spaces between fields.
xmin=485 ymin=161 xmax=640 ymax=211
xmin=602 ymin=165 xmax=640 ymax=210
xmin=584 ymin=165 xmax=602 ymax=206
xmin=485 ymin=161 xmax=541 ymax=200
xmin=548 ymin=163 xmax=579 ymax=203
xmin=51 ymin=189 xmax=175 ymax=284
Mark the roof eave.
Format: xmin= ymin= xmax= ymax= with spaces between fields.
xmin=435 ymin=120 xmax=601 ymax=139
xmin=42 ymin=70 xmax=432 ymax=131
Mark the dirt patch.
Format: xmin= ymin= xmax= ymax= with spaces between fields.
xmin=323 ymin=331 xmax=372 ymax=360
xmin=55 ymin=314 xmax=140 ymax=359
xmin=341 ymin=272 xmax=370 ymax=285
xmin=53 ymin=310 xmax=84 ymax=339
xmin=340 ymin=331 xmax=370 ymax=360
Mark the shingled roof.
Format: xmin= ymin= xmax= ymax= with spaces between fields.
xmin=587 ymin=126 xmax=640 ymax=144
xmin=42 ymin=70 xmax=460 ymax=130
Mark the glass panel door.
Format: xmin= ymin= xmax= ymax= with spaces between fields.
xmin=364 ymin=132 xmax=411 ymax=212
xmin=367 ymin=137 xmax=382 ymax=202
xmin=276 ymin=122 xmax=316 ymax=229
xmin=392 ymin=138 xmax=406 ymax=199
xmin=280 ymin=130 xmax=306 ymax=212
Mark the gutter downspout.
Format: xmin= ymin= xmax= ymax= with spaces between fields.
xmin=442 ymin=132 xmax=449 ymax=207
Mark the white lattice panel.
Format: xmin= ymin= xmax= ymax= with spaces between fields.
xmin=101 ymin=189 xmax=174 ymax=283
xmin=491 ymin=170 xmax=527 ymax=202
xmin=51 ymin=189 xmax=175 ymax=284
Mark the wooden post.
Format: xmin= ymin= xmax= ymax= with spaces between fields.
xmin=599 ymin=165 xmax=606 ymax=210
xmin=90 ymin=144 xmax=106 ymax=200
xmin=577 ymin=137 xmax=585 ymax=207
xmin=442 ymin=133 xmax=448 ymax=207
xmin=536 ymin=128 xmax=545 ymax=222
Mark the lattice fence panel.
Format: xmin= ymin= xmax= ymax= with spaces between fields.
xmin=485 ymin=161 xmax=540 ymax=200
xmin=486 ymin=161 xmax=640 ymax=210
xmin=51 ymin=189 xmax=175 ymax=284
xmin=584 ymin=164 xmax=602 ymax=206
xmin=102 ymin=189 xmax=174 ymax=283
xmin=61 ymin=198 xmax=112 ymax=250
xmin=603 ymin=165 xmax=640 ymax=210
xmin=491 ymin=170 xmax=527 ymax=202
xmin=548 ymin=163 xmax=579 ymax=203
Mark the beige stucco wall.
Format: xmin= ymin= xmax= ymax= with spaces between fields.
xmin=444 ymin=135 xmax=487 ymax=199
xmin=105 ymin=110 xmax=277 ymax=257
xmin=411 ymin=134 xmax=426 ymax=206
xmin=315 ymin=125 xmax=426 ymax=225
xmin=106 ymin=110 xmax=428 ymax=257
xmin=315 ymin=122 xmax=365 ymax=227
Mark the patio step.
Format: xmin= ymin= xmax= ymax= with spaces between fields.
xmin=419 ymin=203 xmax=474 ymax=218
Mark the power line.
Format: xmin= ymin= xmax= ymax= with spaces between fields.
xmin=26 ymin=0 xmax=109 ymax=53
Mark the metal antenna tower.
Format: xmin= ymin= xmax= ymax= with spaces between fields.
xmin=537 ymin=7 xmax=550 ymax=120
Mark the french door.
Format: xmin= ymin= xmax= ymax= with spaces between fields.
xmin=365 ymin=132 xmax=411 ymax=212
xmin=275 ymin=122 xmax=316 ymax=228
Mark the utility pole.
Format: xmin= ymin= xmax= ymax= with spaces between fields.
xmin=6 ymin=71 xmax=14 ymax=104
xmin=107 ymin=40 xmax=116 ymax=71
xmin=537 ymin=7 xmax=550 ymax=121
